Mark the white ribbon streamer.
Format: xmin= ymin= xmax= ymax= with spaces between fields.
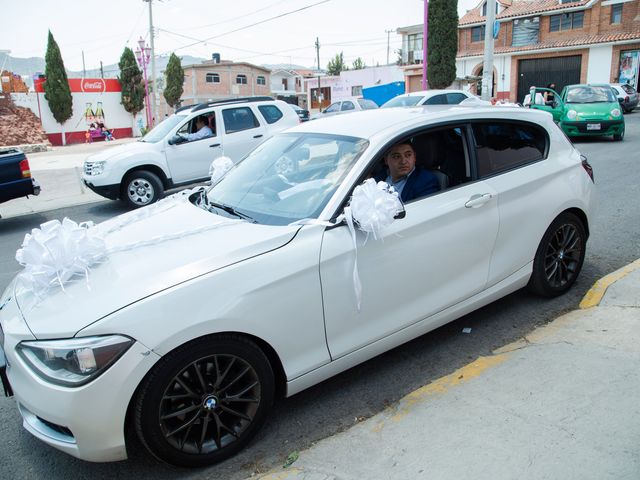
xmin=209 ymin=156 xmax=234 ymax=185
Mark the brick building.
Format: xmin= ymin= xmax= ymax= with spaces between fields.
xmin=458 ymin=0 xmax=640 ymax=102
xmin=398 ymin=0 xmax=640 ymax=102
xmin=180 ymin=56 xmax=271 ymax=107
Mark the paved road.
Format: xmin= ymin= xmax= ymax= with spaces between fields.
xmin=0 ymin=114 xmax=639 ymax=479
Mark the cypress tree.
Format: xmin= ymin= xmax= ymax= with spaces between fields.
xmin=163 ymin=53 xmax=184 ymax=108
xmin=118 ymin=47 xmax=145 ymax=115
xmin=427 ymin=0 xmax=458 ymax=89
xmin=44 ymin=31 xmax=73 ymax=125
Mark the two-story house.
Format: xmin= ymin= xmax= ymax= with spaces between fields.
xmin=180 ymin=54 xmax=271 ymax=107
xmin=270 ymin=68 xmax=316 ymax=108
xmin=457 ymin=0 xmax=640 ymax=102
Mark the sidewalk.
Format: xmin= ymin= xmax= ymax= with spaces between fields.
xmin=0 ymin=138 xmax=135 ymax=218
xmin=257 ymin=261 xmax=640 ymax=480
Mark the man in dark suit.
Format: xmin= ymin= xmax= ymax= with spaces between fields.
xmin=375 ymin=142 xmax=440 ymax=202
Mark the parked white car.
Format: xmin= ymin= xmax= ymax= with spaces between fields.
xmin=381 ymin=89 xmax=474 ymax=108
xmin=1 ymin=105 xmax=594 ymax=467
xmin=82 ymin=97 xmax=299 ymax=208
xmin=610 ymin=83 xmax=638 ymax=113
xmin=311 ymin=96 xmax=378 ymax=119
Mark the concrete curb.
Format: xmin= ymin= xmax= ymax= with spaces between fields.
xmin=579 ymin=258 xmax=640 ymax=308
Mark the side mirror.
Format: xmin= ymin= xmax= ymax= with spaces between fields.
xmin=168 ymin=134 xmax=186 ymax=145
xmin=394 ymin=208 xmax=406 ymax=220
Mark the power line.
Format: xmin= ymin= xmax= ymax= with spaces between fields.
xmin=168 ymin=0 xmax=331 ymax=54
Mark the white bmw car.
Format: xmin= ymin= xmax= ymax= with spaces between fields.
xmin=0 ymin=105 xmax=594 ymax=467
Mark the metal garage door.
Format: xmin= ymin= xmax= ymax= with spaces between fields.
xmin=517 ymin=55 xmax=581 ymax=103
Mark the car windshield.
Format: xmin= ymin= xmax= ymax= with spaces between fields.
xmin=203 ymin=133 xmax=369 ymax=225
xmin=140 ymin=114 xmax=188 ymax=143
xmin=382 ymin=96 xmax=424 ymax=108
xmin=565 ymin=86 xmax=617 ymax=104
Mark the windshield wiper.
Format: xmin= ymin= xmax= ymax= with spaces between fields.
xmin=207 ymin=200 xmax=257 ymax=223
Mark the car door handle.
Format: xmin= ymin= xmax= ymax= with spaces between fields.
xmin=465 ymin=193 xmax=493 ymax=208
xmin=209 ymin=143 xmax=221 ymax=148
xmin=253 ymin=134 xmax=263 ymax=139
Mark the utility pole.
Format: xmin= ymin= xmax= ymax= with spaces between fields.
xmin=144 ymin=0 xmax=157 ymax=127
xmin=315 ymin=37 xmax=321 ymax=110
xmin=82 ymin=51 xmax=86 ymax=78
xmin=385 ymin=29 xmax=393 ymax=65
xmin=481 ymin=0 xmax=496 ymax=101
xmin=100 ymin=61 xmax=104 ymax=79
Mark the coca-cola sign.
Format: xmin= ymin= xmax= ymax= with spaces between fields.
xmin=81 ymin=79 xmax=106 ymax=93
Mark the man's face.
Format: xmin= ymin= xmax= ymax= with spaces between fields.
xmin=385 ymin=144 xmax=416 ymax=181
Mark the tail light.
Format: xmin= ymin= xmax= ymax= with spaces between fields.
xmin=581 ymin=155 xmax=594 ymax=183
xmin=19 ymin=158 xmax=32 ymax=178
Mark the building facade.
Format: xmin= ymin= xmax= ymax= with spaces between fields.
xmin=397 ymin=0 xmax=640 ymax=102
xmin=457 ymin=0 xmax=640 ymax=102
xmin=181 ymin=58 xmax=271 ymax=106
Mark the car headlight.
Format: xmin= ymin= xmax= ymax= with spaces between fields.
xmin=85 ymin=160 xmax=106 ymax=176
xmin=16 ymin=335 xmax=134 ymax=387
xmin=566 ymin=110 xmax=577 ymax=120
xmin=611 ymin=108 xmax=621 ymax=117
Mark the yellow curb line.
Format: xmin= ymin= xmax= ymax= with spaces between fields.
xmin=579 ymin=258 xmax=640 ymax=309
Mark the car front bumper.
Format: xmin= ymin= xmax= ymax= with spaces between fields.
xmin=1 ymin=294 xmax=160 ymax=462
xmin=561 ymin=119 xmax=624 ymax=137
xmin=82 ymin=179 xmax=121 ymax=200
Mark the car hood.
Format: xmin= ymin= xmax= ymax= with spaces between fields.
xmin=566 ymin=103 xmax=618 ymax=118
xmin=85 ymin=141 xmax=154 ymax=162
xmin=14 ymin=200 xmax=300 ymax=338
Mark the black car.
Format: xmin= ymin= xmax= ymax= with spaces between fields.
xmin=289 ymin=103 xmax=310 ymax=122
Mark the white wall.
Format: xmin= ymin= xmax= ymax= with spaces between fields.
xmin=331 ymin=65 xmax=404 ymax=101
xmin=587 ymin=45 xmax=613 ymax=84
xmin=10 ymin=92 xmax=40 ymax=116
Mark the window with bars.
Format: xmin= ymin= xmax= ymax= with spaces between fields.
xmin=206 ymin=73 xmax=220 ymax=83
xmin=549 ymin=11 xmax=584 ymax=32
xmin=256 ymin=76 xmax=266 ymax=86
xmin=236 ymin=74 xmax=247 ymax=85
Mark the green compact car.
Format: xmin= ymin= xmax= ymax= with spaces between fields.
xmin=527 ymin=84 xmax=625 ymax=141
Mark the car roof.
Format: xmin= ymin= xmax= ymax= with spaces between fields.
xmin=290 ymin=104 xmax=552 ymax=139
xmin=395 ymin=89 xmax=469 ymax=98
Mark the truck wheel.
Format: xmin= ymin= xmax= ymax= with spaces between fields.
xmin=122 ymin=171 xmax=163 ymax=208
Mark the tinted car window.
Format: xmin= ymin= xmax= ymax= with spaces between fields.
xmin=446 ymin=93 xmax=467 ymax=104
xmin=341 ymin=101 xmax=355 ymax=111
xmin=325 ymin=103 xmax=341 ymax=113
xmin=472 ymin=122 xmax=548 ymax=178
xmin=222 ymin=107 xmax=260 ymax=134
xmin=258 ymin=105 xmax=284 ymax=124
xmin=382 ymin=96 xmax=424 ymax=107
xmin=621 ymin=84 xmax=635 ymax=95
xmin=425 ymin=94 xmax=447 ymax=105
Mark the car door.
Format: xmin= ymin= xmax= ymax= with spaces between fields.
xmin=165 ymin=112 xmax=221 ymax=184
xmin=529 ymin=88 xmax=563 ymax=122
xmin=219 ymin=105 xmax=267 ymax=162
xmin=319 ymin=126 xmax=500 ymax=360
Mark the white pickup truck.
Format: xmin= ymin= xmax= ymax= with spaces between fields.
xmin=82 ymin=97 xmax=299 ymax=208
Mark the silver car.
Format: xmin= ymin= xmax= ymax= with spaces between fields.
xmin=610 ymin=83 xmax=638 ymax=113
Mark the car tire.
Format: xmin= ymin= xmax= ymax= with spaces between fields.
xmin=133 ymin=334 xmax=275 ymax=467
xmin=613 ymin=129 xmax=624 ymax=141
xmin=122 ymin=170 xmax=163 ymax=208
xmin=527 ymin=212 xmax=586 ymax=297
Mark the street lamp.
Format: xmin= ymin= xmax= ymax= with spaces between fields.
xmin=135 ymin=37 xmax=152 ymax=130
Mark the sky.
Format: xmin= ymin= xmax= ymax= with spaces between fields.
xmin=2 ymin=0 xmax=479 ymax=72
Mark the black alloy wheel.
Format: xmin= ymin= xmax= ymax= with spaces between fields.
xmin=133 ymin=335 xmax=274 ymax=467
xmin=528 ymin=212 xmax=586 ymax=297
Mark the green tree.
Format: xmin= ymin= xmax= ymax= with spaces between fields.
xmin=43 ymin=31 xmax=73 ymax=128
xmin=352 ymin=57 xmax=366 ymax=70
xmin=163 ymin=53 xmax=184 ymax=108
xmin=427 ymin=0 xmax=458 ymax=89
xmin=327 ymin=52 xmax=347 ymax=76
xmin=118 ymin=47 xmax=145 ymax=116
